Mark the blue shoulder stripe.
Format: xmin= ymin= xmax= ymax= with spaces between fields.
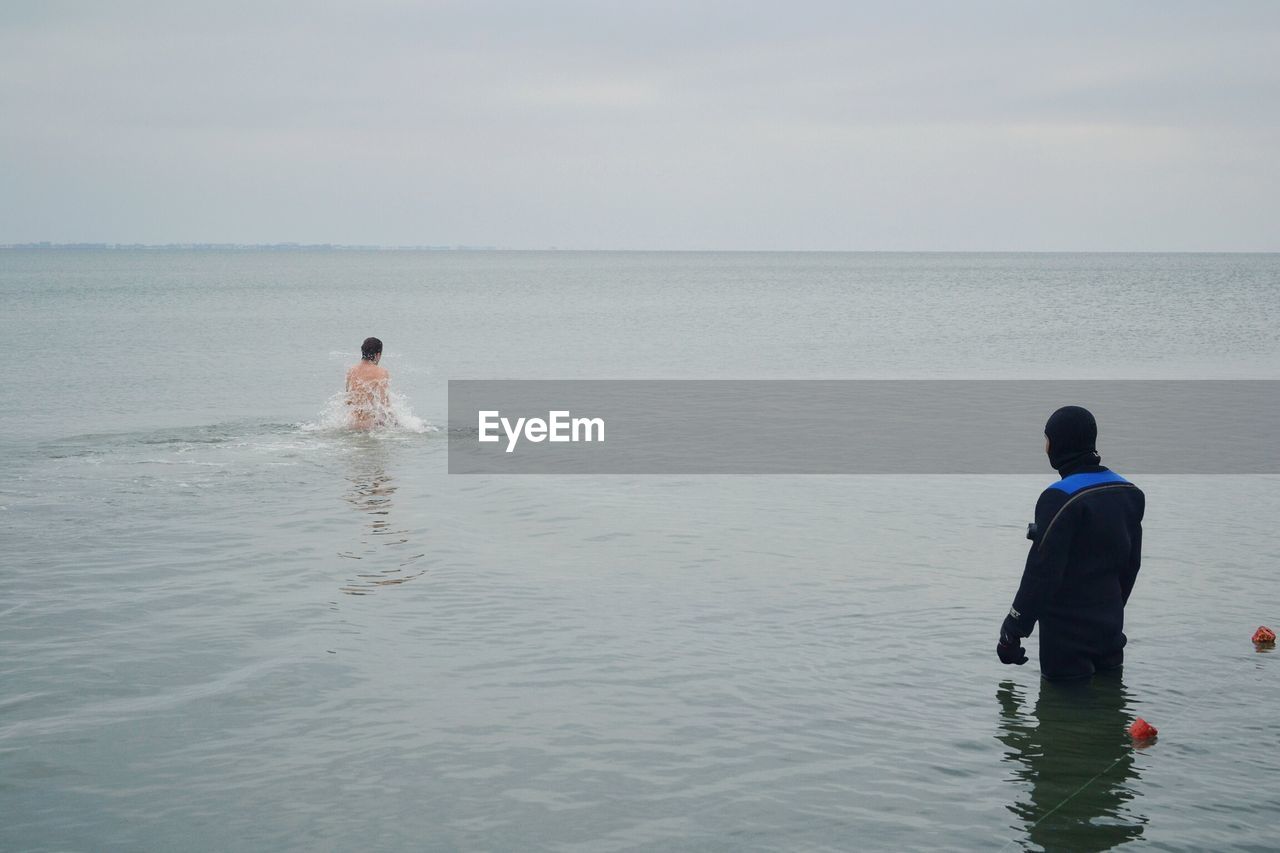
xmin=1049 ymin=470 xmax=1130 ymax=495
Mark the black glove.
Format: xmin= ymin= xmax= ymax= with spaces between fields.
xmin=997 ymin=615 xmax=1028 ymax=666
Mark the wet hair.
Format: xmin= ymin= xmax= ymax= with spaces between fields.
xmin=361 ymin=337 xmax=383 ymax=361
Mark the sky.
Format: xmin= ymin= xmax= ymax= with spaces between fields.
xmin=1 ymin=1 xmax=1278 ymax=250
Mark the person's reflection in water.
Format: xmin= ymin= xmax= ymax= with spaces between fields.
xmin=997 ymin=672 xmax=1147 ymax=851
xmin=338 ymin=440 xmax=425 ymax=595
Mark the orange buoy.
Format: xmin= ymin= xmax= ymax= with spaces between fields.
xmin=1129 ymin=718 xmax=1158 ymax=741
xmin=1253 ymin=626 xmax=1276 ymax=645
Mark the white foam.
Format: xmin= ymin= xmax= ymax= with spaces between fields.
xmin=301 ymin=390 xmax=435 ymax=435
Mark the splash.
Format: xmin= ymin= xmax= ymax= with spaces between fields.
xmin=301 ymin=390 xmax=435 ymax=435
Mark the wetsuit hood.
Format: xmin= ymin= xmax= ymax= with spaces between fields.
xmin=1045 ymin=405 xmax=1101 ymax=474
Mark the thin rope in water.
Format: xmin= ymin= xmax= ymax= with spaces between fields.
xmin=997 ymin=753 xmax=1130 ymax=852
xmin=995 ymin=648 xmax=1271 ymax=849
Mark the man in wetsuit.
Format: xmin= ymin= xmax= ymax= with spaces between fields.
xmin=345 ymin=336 xmax=390 ymax=430
xmin=997 ymin=406 xmax=1146 ymax=679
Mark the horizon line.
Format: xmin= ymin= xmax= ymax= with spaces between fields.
xmin=2 ymin=242 xmax=1278 ymax=254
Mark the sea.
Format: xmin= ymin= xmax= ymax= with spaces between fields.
xmin=2 ymin=250 xmax=1278 ymax=851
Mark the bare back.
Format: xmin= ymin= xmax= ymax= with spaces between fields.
xmin=345 ymin=361 xmax=390 ymax=429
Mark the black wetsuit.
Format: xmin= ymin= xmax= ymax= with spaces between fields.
xmin=1006 ymin=460 xmax=1145 ymax=679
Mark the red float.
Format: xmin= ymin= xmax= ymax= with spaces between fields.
xmin=1129 ymin=718 xmax=1158 ymax=740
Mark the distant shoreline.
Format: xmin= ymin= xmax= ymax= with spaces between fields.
xmin=0 ymin=242 xmax=500 ymax=251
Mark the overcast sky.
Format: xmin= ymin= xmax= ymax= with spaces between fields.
xmin=2 ymin=1 xmax=1277 ymax=250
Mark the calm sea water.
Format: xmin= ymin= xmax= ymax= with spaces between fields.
xmin=2 ymin=251 xmax=1278 ymax=852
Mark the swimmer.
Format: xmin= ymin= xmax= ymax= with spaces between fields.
xmin=345 ymin=337 xmax=390 ymax=430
